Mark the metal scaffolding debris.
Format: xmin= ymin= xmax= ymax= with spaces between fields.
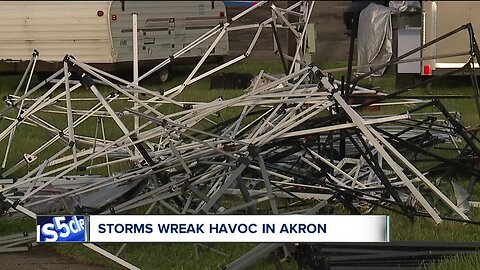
xmin=1 ymin=1 xmax=480 ymax=269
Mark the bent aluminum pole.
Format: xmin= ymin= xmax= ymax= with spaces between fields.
xmin=333 ymin=92 xmax=442 ymax=224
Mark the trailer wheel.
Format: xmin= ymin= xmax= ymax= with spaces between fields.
xmin=158 ymin=67 xmax=171 ymax=82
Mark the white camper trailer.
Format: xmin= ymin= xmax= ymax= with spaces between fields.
xmin=394 ymin=1 xmax=480 ymax=88
xmin=0 ymin=1 xmax=229 ymax=80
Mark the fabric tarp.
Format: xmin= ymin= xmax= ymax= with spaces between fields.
xmin=356 ymin=1 xmax=420 ymax=76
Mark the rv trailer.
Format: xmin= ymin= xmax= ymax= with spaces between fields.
xmin=395 ymin=1 xmax=480 ymax=88
xmin=0 ymin=1 xmax=229 ymax=81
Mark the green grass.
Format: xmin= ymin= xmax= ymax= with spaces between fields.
xmin=55 ymin=242 xmax=298 ymax=270
xmin=428 ymin=254 xmax=480 ymax=270
xmin=0 ymin=217 xmax=36 ymax=236
xmin=1 ymin=59 xmax=480 ymax=269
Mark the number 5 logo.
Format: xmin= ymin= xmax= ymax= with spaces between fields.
xmin=53 ymin=217 xmax=70 ymax=238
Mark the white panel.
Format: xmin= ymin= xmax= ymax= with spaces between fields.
xmin=0 ymin=1 xmax=113 ymax=63
xmin=110 ymin=1 xmax=229 ymax=62
xmin=436 ymin=63 xmax=479 ymax=69
xmin=88 ymin=215 xmax=389 ymax=243
xmin=398 ymin=28 xmax=421 ymax=73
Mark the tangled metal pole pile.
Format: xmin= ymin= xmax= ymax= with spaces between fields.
xmin=1 ymin=1 xmax=480 ymax=269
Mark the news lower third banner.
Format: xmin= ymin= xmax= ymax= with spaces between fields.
xmin=37 ymin=215 xmax=389 ymax=243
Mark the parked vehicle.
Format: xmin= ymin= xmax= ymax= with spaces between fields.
xmin=0 ymin=1 xmax=229 ymax=81
xmin=344 ymin=1 xmax=480 ymax=89
xmin=392 ymin=1 xmax=480 ymax=88
xmin=418 ymin=1 xmax=479 ymax=75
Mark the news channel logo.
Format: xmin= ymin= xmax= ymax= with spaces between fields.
xmin=36 ymin=216 xmax=88 ymax=242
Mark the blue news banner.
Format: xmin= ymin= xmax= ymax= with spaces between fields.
xmin=37 ymin=216 xmax=87 ymax=242
xmin=37 ymin=215 xmax=389 ymax=243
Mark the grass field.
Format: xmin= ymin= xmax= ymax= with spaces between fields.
xmin=1 ymin=58 xmax=480 ymax=269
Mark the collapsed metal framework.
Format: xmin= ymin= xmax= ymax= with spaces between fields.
xmin=1 ymin=1 xmax=480 ymax=269
xmin=294 ymin=241 xmax=480 ymax=269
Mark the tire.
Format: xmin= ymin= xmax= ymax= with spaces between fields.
xmin=158 ymin=67 xmax=171 ymax=82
